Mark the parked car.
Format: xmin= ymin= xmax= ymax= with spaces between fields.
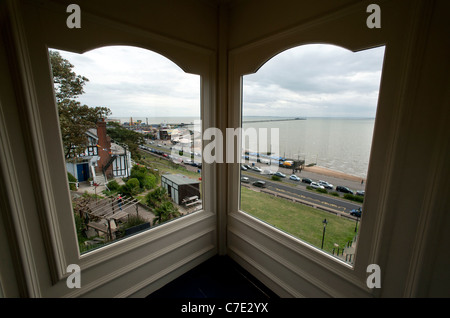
xmin=350 ymin=208 xmax=362 ymax=217
xmin=240 ymin=176 xmax=250 ymax=183
xmin=302 ymin=178 xmax=312 ymax=184
xmin=252 ymin=180 xmax=266 ymax=188
xmin=336 ymin=185 xmax=354 ymax=194
xmin=289 ymin=175 xmax=301 ymax=181
xmin=356 ymin=190 xmax=365 ymax=196
xmin=274 ymin=171 xmax=286 ymax=178
xmin=241 ymin=165 xmax=247 ymax=171
xmin=252 ymin=166 xmax=262 ymax=172
xmin=319 ymin=180 xmax=333 ymax=189
xmin=310 ymin=182 xmax=325 ymax=189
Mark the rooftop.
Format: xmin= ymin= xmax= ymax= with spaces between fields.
xmin=162 ymin=173 xmax=201 ymax=185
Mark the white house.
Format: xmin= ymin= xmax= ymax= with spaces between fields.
xmin=65 ymin=119 xmax=132 ymax=184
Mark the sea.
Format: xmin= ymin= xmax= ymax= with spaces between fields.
xmin=110 ymin=116 xmax=375 ymax=179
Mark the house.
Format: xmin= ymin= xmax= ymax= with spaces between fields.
xmin=65 ymin=118 xmax=132 ymax=183
xmin=161 ymin=174 xmax=201 ymax=206
xmin=157 ymin=128 xmax=172 ymax=140
xmin=0 ymin=0 xmax=449 ymax=299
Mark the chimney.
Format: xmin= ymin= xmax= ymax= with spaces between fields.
xmin=96 ymin=118 xmax=113 ymax=176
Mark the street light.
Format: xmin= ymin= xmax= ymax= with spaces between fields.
xmin=354 ymin=216 xmax=359 ymax=233
xmin=321 ymin=218 xmax=328 ymax=249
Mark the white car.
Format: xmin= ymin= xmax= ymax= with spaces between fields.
xmin=240 ymin=176 xmax=250 ymax=183
xmin=289 ymin=175 xmax=301 ymax=181
xmin=252 ymin=166 xmax=262 ymax=172
xmin=310 ymin=182 xmax=325 ymax=190
xmin=319 ymin=180 xmax=333 ymax=189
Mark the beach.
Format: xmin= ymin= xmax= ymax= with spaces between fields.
xmin=299 ymin=165 xmax=365 ymax=192
xmin=303 ymin=166 xmax=365 ymax=183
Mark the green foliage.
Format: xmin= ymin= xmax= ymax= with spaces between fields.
xmin=49 ymin=50 xmax=111 ymax=158
xmin=121 ymin=214 xmax=148 ymax=230
xmin=49 ymin=50 xmax=89 ymax=102
xmin=316 ymin=188 xmax=328 ymax=194
xmin=126 ymin=178 xmax=140 ymax=195
xmin=106 ymin=122 xmax=145 ymax=160
xmin=145 ymin=186 xmax=180 ymax=225
xmin=107 ymin=179 xmax=120 ymax=191
xmin=130 ymin=165 xmax=157 ymax=190
xmin=271 ymin=175 xmax=281 ymax=181
xmin=116 ymin=165 xmax=159 ymax=197
xmin=67 ymin=172 xmax=78 ymax=191
xmin=145 ymin=187 xmax=168 ymax=209
xmin=344 ymin=193 xmax=364 ymax=203
xmin=153 ymin=200 xmax=180 ymax=225
xmin=118 ymin=178 xmax=139 ymax=196
xmin=73 ymin=212 xmax=85 ymax=240
xmin=330 ymin=191 xmax=340 ymax=197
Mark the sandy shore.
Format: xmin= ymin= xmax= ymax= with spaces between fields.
xmin=303 ymin=165 xmax=365 ymax=183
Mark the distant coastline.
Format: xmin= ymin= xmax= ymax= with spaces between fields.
xmin=109 ymin=116 xmax=374 ymax=179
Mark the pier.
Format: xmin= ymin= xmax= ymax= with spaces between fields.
xmin=243 ymin=117 xmax=306 ymax=124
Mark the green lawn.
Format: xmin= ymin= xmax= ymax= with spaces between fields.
xmin=240 ymin=186 xmax=357 ymax=253
xmin=138 ymin=149 xmax=201 ymax=179
xmin=137 ymin=149 xmax=202 ymax=197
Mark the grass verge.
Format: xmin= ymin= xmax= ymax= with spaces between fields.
xmin=240 ymin=186 xmax=356 ymax=253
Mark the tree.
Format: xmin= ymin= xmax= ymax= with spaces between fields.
xmin=49 ymin=50 xmax=111 ymax=158
xmin=106 ymin=122 xmax=145 ymax=160
xmin=130 ymin=165 xmax=157 ymax=190
xmin=145 ymin=186 xmax=180 ymax=225
xmin=153 ymin=201 xmax=180 ymax=225
xmin=119 ymin=178 xmax=141 ymax=196
xmin=145 ymin=186 xmax=168 ymax=209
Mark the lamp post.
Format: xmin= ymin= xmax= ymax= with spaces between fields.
xmin=354 ymin=216 xmax=359 ymax=233
xmin=321 ymin=219 xmax=328 ymax=249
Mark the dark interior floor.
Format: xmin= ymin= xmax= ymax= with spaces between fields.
xmin=147 ymin=255 xmax=279 ymax=299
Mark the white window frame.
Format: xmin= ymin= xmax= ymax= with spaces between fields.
xmin=225 ymin=1 xmax=424 ymax=297
xmin=2 ymin=0 xmax=217 ymax=297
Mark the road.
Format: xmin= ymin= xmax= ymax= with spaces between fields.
xmin=139 ymin=142 xmax=363 ymax=217
xmin=242 ymin=171 xmax=362 ymax=216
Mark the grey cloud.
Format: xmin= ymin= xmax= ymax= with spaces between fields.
xmin=243 ymin=44 xmax=385 ymax=117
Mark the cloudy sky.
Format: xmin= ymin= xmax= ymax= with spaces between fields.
xmin=243 ymin=44 xmax=385 ymax=118
xmin=53 ymin=44 xmax=385 ymax=119
xmin=53 ymin=46 xmax=201 ymax=119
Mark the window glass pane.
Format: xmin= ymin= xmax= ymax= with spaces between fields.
xmin=49 ymin=46 xmax=201 ymax=254
xmin=240 ymin=44 xmax=385 ymax=265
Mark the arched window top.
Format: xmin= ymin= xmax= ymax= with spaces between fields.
xmin=51 ymin=45 xmax=201 ymax=118
xmin=244 ymin=43 xmax=385 ymax=118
